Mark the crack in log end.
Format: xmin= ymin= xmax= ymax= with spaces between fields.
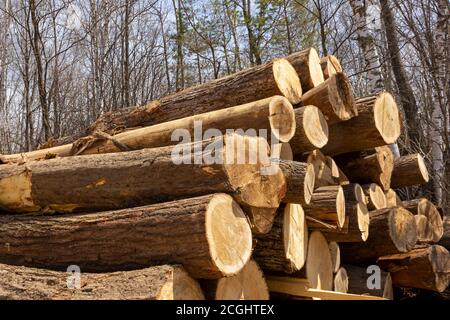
xmin=268 ymin=96 xmax=296 ymax=143
xmin=272 ymin=59 xmax=303 ymax=105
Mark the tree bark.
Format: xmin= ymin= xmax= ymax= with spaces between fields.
xmin=391 ymin=154 xmax=430 ymax=188
xmin=199 ymin=260 xmax=269 ymax=300
xmin=0 ymin=134 xmax=286 ymax=234
xmin=88 ymin=58 xmax=302 ymax=134
xmin=289 ymin=106 xmax=329 ymax=155
xmin=322 ymin=92 xmax=401 ymax=156
xmin=0 ymin=264 xmax=205 ymax=300
xmin=344 ymin=264 xmax=394 ymax=300
xmin=253 ymin=204 xmax=308 ymax=274
xmin=285 ymin=48 xmax=324 ymax=92
xmin=334 ymin=146 xmax=394 ymax=191
xmin=0 ymin=193 xmax=253 ymax=279
xmin=2 ymin=96 xmax=296 ymax=163
xmin=438 ymin=217 xmax=450 ymax=251
xmin=279 ymin=160 xmax=315 ymax=205
xmin=377 ymin=245 xmax=450 ymax=293
xmin=298 ymin=72 xmax=357 ymax=124
xmin=341 ymin=207 xmax=417 ymax=264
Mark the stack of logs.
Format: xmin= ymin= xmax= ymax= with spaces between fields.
xmin=0 ymin=48 xmax=448 ymax=300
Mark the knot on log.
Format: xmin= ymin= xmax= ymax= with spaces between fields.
xmin=71 ymin=130 xmax=132 ymax=156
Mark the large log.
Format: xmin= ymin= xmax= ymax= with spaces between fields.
xmin=88 ymin=58 xmax=304 ymax=135
xmin=200 ymin=260 xmax=269 ymax=300
xmin=279 ymin=160 xmax=315 ymax=205
xmin=289 ymin=106 xmax=329 ymax=155
xmin=334 ymin=267 xmax=349 ymax=293
xmin=0 ymin=134 xmax=285 ymax=234
xmin=298 ymin=150 xmax=337 ymax=188
xmin=0 ymin=264 xmax=205 ymax=300
xmin=334 ymin=146 xmax=394 ymax=191
xmin=391 ymin=154 xmax=429 ymax=188
xmin=285 ymin=48 xmax=324 ymax=92
xmin=322 ymin=92 xmax=401 ymax=156
xmin=438 ymin=217 xmax=450 ymax=251
xmin=377 ymin=245 xmax=450 ymax=292
xmin=0 ymin=194 xmax=253 ymax=279
xmin=362 ymin=183 xmax=387 ymax=210
xmin=341 ymin=207 xmax=417 ymax=264
xmin=320 ymin=55 xmax=342 ymax=79
xmin=402 ymin=198 xmax=444 ymax=242
xmin=344 ymin=264 xmax=394 ymax=299
xmin=2 ymin=96 xmax=296 ymax=163
xmin=385 ymin=189 xmax=402 ymax=207
xmin=298 ymin=72 xmax=357 ymax=124
xmin=303 ymin=185 xmax=346 ymax=229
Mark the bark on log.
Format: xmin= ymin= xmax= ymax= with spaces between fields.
xmin=285 ymin=48 xmax=324 ymax=92
xmin=326 ymin=156 xmax=350 ymax=185
xmin=272 ymin=143 xmax=293 ymax=161
xmin=303 ymin=185 xmax=346 ymax=229
xmin=0 ymin=134 xmax=285 ymax=234
xmin=88 ymin=58 xmax=303 ymax=135
xmin=391 ymin=154 xmax=429 ymax=188
xmin=253 ymin=204 xmax=308 ymax=274
xmin=344 ymin=264 xmax=394 ymax=299
xmin=279 ymin=160 xmax=315 ymax=205
xmin=322 ymin=92 xmax=401 ymax=156
xmin=0 ymin=194 xmax=253 ymax=279
xmin=320 ymin=55 xmax=343 ymax=79
xmin=329 ymin=241 xmax=341 ymax=273
xmin=0 ymin=264 xmax=205 ymax=300
xmin=377 ymin=245 xmax=450 ymax=292
xmin=200 ymin=260 xmax=269 ymax=300
xmin=340 ymin=207 xmax=417 ymax=264
xmin=298 ymin=72 xmax=357 ymax=124
xmin=2 ymin=96 xmax=296 ymax=163
xmin=385 ymin=189 xmax=402 ymax=207
xmin=334 ymin=146 xmax=394 ymax=191
xmin=362 ymin=183 xmax=387 ymax=210
xmin=334 ymin=267 xmax=349 ymax=293
xmin=402 ymin=198 xmax=444 ymax=243
xmin=298 ymin=150 xmax=337 ymax=188
xmin=289 ymin=106 xmax=329 ymax=155
xmin=438 ymin=217 xmax=450 ymax=251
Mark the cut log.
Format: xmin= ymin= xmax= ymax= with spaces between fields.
xmin=272 ymin=143 xmax=293 ymax=161
xmin=87 ymin=58 xmax=303 ymax=135
xmin=391 ymin=154 xmax=429 ymax=188
xmin=298 ymin=72 xmax=357 ymax=124
xmin=415 ymin=215 xmax=434 ymax=242
xmin=385 ymin=189 xmax=402 ymax=207
xmin=285 ymin=48 xmax=324 ymax=92
xmin=326 ymin=156 xmax=350 ymax=185
xmin=0 ymin=194 xmax=253 ymax=279
xmin=341 ymin=207 xmax=417 ymax=264
xmin=0 ymin=264 xmax=205 ymax=300
xmin=279 ymin=160 xmax=315 ymax=205
xmin=322 ymin=92 xmax=401 ymax=156
xmin=377 ymin=245 xmax=450 ymax=292
xmin=289 ymin=106 xmax=329 ymax=155
xmin=344 ymin=264 xmax=394 ymax=300
xmin=323 ymin=202 xmax=370 ymax=242
xmin=329 ymin=242 xmax=341 ymax=273
xmin=438 ymin=217 xmax=450 ymax=251
xmin=402 ymin=198 xmax=444 ymax=243
xmin=0 ymin=134 xmax=285 ymax=234
xmin=294 ymin=231 xmax=334 ymax=291
xmin=334 ymin=146 xmax=394 ymax=191
xmin=320 ymin=55 xmax=343 ymax=79
xmin=303 ymin=186 xmax=346 ymax=229
xmin=334 ymin=267 xmax=349 ymax=293
xmin=253 ymin=204 xmax=308 ymax=274
xmin=200 ymin=260 xmax=269 ymax=300
xmin=299 ymin=150 xmax=336 ymax=188
xmin=3 ymin=96 xmax=296 ymax=163
xmin=362 ymin=183 xmax=387 ymax=210
xmin=266 ymin=276 xmax=386 ymax=300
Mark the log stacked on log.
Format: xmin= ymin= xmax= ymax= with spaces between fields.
xmin=0 ymin=48 xmax=448 ymax=300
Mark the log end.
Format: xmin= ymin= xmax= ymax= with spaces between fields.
xmin=332 ymin=72 xmax=357 ymax=121
xmin=374 ymin=92 xmax=401 ymax=144
xmin=336 ymin=186 xmax=346 ymax=229
xmin=334 ymin=267 xmax=349 ymax=293
xmin=304 ymin=163 xmax=315 ymax=205
xmin=366 ymin=183 xmax=387 ymax=210
xmin=284 ymin=204 xmax=308 ymax=272
xmin=389 ymin=207 xmax=418 ymax=252
xmin=418 ymin=198 xmax=443 ymax=242
xmin=305 ymin=231 xmax=333 ymax=291
xmin=206 ymin=194 xmax=253 ymax=277
xmin=307 ymin=48 xmax=325 ymax=89
xmin=417 ymin=153 xmax=430 ymax=183
xmin=430 ymin=245 xmax=450 ymax=292
xmin=273 ymin=59 xmax=303 ymax=105
xmin=159 ymin=266 xmax=206 ymax=300
xmin=357 ymin=202 xmax=370 ymax=242
xmin=302 ymin=105 xmax=329 ymax=149
xmin=268 ymin=96 xmax=297 ymax=143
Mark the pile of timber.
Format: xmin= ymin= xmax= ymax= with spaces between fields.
xmin=0 ymin=48 xmax=448 ymax=300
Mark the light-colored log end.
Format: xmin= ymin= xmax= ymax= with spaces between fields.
xmin=284 ymin=204 xmax=308 ymax=272
xmin=302 ymin=105 xmax=329 ymax=149
xmin=329 ymin=241 xmax=341 ymax=273
xmin=308 ymin=48 xmax=325 ymax=89
xmin=374 ymin=92 xmax=401 ymax=144
xmin=305 ymin=231 xmax=333 ymax=291
xmin=334 ymin=267 xmax=349 ymax=293
xmin=388 ymin=207 xmax=418 ymax=252
xmin=273 ymin=59 xmax=303 ymax=105
xmin=268 ymin=96 xmax=297 ymax=143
